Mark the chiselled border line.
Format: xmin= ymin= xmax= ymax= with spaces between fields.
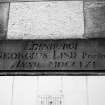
xmin=0 ymin=0 xmax=83 ymax=3
xmin=11 ymin=0 xmax=83 ymax=2
xmin=6 ymin=2 xmax=11 ymax=39
xmin=83 ymin=0 xmax=86 ymax=38
xmin=0 ymin=71 xmax=105 ymax=76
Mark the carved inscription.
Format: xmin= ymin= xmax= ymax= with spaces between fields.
xmin=0 ymin=39 xmax=104 ymax=70
xmin=38 ymin=95 xmax=63 ymax=105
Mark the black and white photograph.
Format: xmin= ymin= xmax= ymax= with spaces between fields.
xmin=0 ymin=0 xmax=105 ymax=105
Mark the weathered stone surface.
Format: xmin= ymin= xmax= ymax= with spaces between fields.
xmin=7 ymin=1 xmax=84 ymax=39
xmin=0 ymin=39 xmax=105 ymax=72
xmin=85 ymin=0 xmax=105 ymax=1
xmin=84 ymin=1 xmax=105 ymax=38
xmin=10 ymin=0 xmax=83 ymax=1
xmin=0 ymin=0 xmax=10 ymax=2
xmin=0 ymin=3 xmax=9 ymax=39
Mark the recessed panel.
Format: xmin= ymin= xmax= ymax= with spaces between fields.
xmin=8 ymin=1 xmax=84 ymax=39
xmin=0 ymin=39 xmax=105 ymax=71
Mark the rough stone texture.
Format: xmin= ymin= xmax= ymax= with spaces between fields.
xmin=85 ymin=1 xmax=105 ymax=38
xmin=0 ymin=0 xmax=10 ymax=2
xmin=0 ymin=3 xmax=9 ymax=39
xmin=7 ymin=1 xmax=84 ymax=39
xmin=10 ymin=0 xmax=83 ymax=1
xmin=85 ymin=0 xmax=105 ymax=1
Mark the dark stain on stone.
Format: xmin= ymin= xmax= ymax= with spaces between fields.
xmin=0 ymin=3 xmax=9 ymax=39
xmin=85 ymin=2 xmax=105 ymax=38
xmin=0 ymin=24 xmax=6 ymax=39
